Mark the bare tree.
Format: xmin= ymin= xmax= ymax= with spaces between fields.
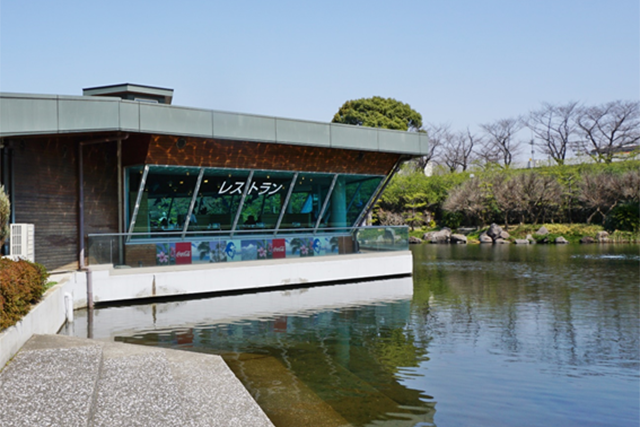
xmin=527 ymin=101 xmax=580 ymax=165
xmin=413 ymin=123 xmax=450 ymax=171
xmin=440 ymin=128 xmax=479 ymax=172
xmin=574 ymin=100 xmax=640 ymax=163
xmin=480 ymin=118 xmax=523 ymax=168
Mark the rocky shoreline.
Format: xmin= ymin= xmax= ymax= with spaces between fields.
xmin=409 ymin=223 xmax=617 ymax=245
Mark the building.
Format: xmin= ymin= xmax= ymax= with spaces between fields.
xmin=0 ymin=84 xmax=428 ymax=281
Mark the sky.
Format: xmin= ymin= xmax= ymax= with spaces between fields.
xmin=1 ymin=0 xmax=638 ymax=159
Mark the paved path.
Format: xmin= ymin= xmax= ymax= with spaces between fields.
xmin=0 ymin=334 xmax=274 ymax=427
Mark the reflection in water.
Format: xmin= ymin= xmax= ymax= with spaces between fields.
xmin=64 ymin=244 xmax=640 ymax=427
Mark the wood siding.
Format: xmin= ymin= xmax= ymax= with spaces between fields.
xmin=11 ymin=135 xmax=121 ymax=270
xmin=12 ymin=138 xmax=79 ymax=270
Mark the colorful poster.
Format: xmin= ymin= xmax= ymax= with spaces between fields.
xmin=255 ymin=239 xmax=272 ymax=260
xmin=225 ymin=240 xmax=241 ymax=262
xmin=286 ymin=237 xmax=314 ymax=257
xmin=156 ymin=243 xmax=174 ymax=266
xmin=191 ymin=241 xmax=211 ymax=264
xmin=271 ymin=239 xmax=286 ymax=259
xmin=175 ymin=242 xmax=192 ymax=265
xmin=210 ymin=240 xmax=227 ymax=263
xmin=241 ymin=240 xmax=258 ymax=260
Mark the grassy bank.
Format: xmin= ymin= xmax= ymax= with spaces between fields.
xmin=410 ymin=223 xmax=640 ymax=244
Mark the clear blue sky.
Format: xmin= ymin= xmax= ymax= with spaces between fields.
xmin=1 ymin=0 xmax=638 ymax=137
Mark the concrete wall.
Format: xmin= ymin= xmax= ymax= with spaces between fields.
xmin=0 ymin=278 xmax=78 ymax=369
xmin=72 ymin=251 xmax=413 ymax=306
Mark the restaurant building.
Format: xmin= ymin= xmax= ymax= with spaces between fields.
xmin=0 ymin=84 xmax=427 ymax=278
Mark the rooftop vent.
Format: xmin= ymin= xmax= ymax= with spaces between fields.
xmin=83 ymin=83 xmax=173 ymax=104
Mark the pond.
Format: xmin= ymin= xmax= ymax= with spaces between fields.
xmin=63 ymin=244 xmax=640 ymax=427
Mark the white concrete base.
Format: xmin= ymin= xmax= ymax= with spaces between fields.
xmin=0 ymin=279 xmax=75 ymax=369
xmin=73 ymin=251 xmax=413 ymax=306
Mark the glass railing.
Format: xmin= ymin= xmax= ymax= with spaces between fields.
xmin=86 ymin=226 xmax=409 ymax=268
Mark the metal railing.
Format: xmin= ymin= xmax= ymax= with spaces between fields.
xmin=86 ymin=226 xmax=409 ymax=268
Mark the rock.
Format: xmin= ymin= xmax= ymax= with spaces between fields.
xmin=487 ymin=223 xmax=503 ymax=240
xmin=450 ymin=234 xmax=467 ymax=244
xmin=525 ymin=234 xmax=536 ymax=244
xmin=535 ymin=226 xmax=549 ymax=236
xmin=580 ymin=236 xmax=595 ymax=244
xmin=422 ymin=231 xmax=435 ymax=241
xmin=499 ymin=230 xmax=510 ymax=240
xmin=430 ymin=228 xmax=451 ymax=244
xmin=494 ymin=238 xmax=510 ymax=244
xmin=514 ymin=239 xmax=529 ymax=244
xmin=479 ymin=233 xmax=493 ymax=244
xmin=596 ymin=231 xmax=610 ymax=243
xmin=409 ymin=236 xmax=423 ymax=244
xmin=555 ymin=236 xmax=569 ymax=244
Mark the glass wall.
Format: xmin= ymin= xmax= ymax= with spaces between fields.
xmin=126 ymin=165 xmax=384 ymax=238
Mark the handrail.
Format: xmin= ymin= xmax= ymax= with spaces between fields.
xmin=88 ymin=225 xmax=408 ymax=238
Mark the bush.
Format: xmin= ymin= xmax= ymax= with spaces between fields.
xmin=0 ymin=259 xmax=49 ymax=330
xmin=0 ymin=186 xmax=9 ymax=246
xmin=606 ymin=201 xmax=640 ymax=232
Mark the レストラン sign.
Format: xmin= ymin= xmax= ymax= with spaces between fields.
xmin=218 ymin=181 xmax=284 ymax=196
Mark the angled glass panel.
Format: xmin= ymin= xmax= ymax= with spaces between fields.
xmin=237 ymin=170 xmax=292 ymax=231
xmin=193 ymin=169 xmax=251 ymax=232
xmin=138 ymin=166 xmax=200 ymax=234
xmin=280 ymin=172 xmax=334 ymax=231
xmin=344 ymin=175 xmax=384 ymax=226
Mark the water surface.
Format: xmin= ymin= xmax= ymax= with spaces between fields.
xmin=64 ymin=244 xmax=640 ymax=426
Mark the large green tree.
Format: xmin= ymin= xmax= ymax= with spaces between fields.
xmin=332 ymin=96 xmax=423 ymax=131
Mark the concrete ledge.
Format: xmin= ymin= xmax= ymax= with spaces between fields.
xmin=74 ymin=251 xmax=413 ymax=306
xmin=0 ymin=277 xmax=75 ymax=369
xmin=0 ymin=334 xmax=274 ymax=427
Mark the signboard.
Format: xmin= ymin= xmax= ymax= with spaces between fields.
xmin=175 ymin=242 xmax=192 ymax=265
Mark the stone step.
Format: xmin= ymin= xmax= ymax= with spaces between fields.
xmin=225 ymin=352 xmax=351 ymax=427
xmin=0 ymin=335 xmax=274 ymax=427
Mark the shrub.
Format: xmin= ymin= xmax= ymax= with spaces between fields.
xmin=0 ymin=186 xmax=9 ymax=246
xmin=606 ymin=201 xmax=640 ymax=232
xmin=0 ymin=259 xmax=49 ymax=330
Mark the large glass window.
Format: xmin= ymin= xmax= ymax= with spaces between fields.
xmin=128 ymin=166 xmax=200 ymax=234
xmin=280 ymin=173 xmax=335 ymax=231
xmin=126 ymin=165 xmax=385 ymax=237
xmin=236 ymin=170 xmax=291 ymax=231
xmin=190 ymin=169 xmax=250 ymax=231
xmin=344 ymin=175 xmax=383 ymax=226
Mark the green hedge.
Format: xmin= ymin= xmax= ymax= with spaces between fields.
xmin=0 ymin=259 xmax=49 ymax=330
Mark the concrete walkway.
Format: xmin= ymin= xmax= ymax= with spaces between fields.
xmin=0 ymin=334 xmax=274 ymax=427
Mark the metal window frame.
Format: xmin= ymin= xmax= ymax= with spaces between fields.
xmin=313 ymin=173 xmax=339 ymax=234
xmin=230 ymin=170 xmax=254 ymax=237
xmin=274 ymin=172 xmax=298 ymax=236
xmin=182 ymin=168 xmax=205 ymax=239
xmin=126 ymin=164 xmax=150 ymax=242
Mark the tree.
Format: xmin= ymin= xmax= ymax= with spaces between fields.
xmin=415 ymin=122 xmax=449 ymax=171
xmin=332 ymin=96 xmax=423 ymax=131
xmin=527 ymin=101 xmax=580 ymax=165
xmin=574 ymin=100 xmax=640 ymax=163
xmin=480 ymin=118 xmax=523 ymax=168
xmin=440 ymin=128 xmax=479 ymax=172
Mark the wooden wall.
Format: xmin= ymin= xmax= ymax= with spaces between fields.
xmin=11 ymin=135 xmax=120 ymax=270
xmin=12 ymin=138 xmax=80 ymax=270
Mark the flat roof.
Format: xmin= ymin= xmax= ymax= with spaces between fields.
xmin=0 ymin=92 xmax=428 ymax=156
